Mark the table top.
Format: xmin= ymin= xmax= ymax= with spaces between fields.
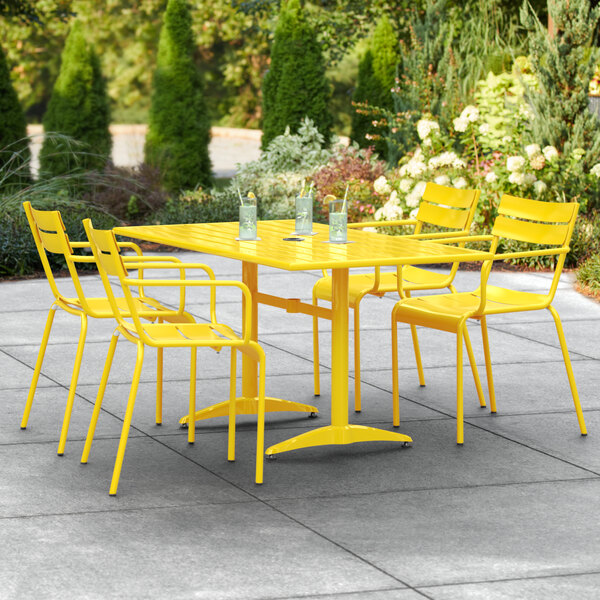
xmin=114 ymin=220 xmax=492 ymax=271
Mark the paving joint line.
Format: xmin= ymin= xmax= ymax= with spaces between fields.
xmin=418 ymin=567 xmax=600 ymax=591
xmin=364 ymin=379 xmax=600 ymax=477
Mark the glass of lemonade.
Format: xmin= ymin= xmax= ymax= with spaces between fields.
xmin=239 ymin=195 xmax=257 ymax=240
xmin=294 ymin=194 xmax=313 ymax=235
xmin=328 ymin=199 xmax=347 ymax=243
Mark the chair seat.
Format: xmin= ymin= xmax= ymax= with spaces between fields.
xmin=313 ymin=266 xmax=453 ymax=304
xmin=61 ymin=296 xmax=190 ymax=322
xmin=140 ymin=322 xmax=239 ymax=345
xmin=393 ymin=285 xmax=550 ymax=332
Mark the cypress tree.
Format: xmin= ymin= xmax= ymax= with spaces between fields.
xmin=350 ymin=16 xmax=398 ymax=161
xmin=261 ymin=0 xmax=332 ymax=150
xmin=521 ymin=0 xmax=600 ymax=168
xmin=0 ymin=42 xmax=30 ymax=187
xmin=145 ymin=0 xmax=212 ymax=193
xmin=39 ymin=20 xmax=111 ymax=178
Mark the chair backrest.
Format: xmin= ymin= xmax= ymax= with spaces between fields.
xmin=23 ymin=201 xmax=94 ymax=311
xmin=479 ymin=194 xmax=579 ymax=306
xmin=414 ymin=182 xmax=480 ymax=234
xmin=82 ymin=219 xmax=143 ymax=333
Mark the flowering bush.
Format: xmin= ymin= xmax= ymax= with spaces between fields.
xmin=373 ymin=102 xmax=600 ymax=234
xmin=311 ymin=145 xmax=387 ymax=222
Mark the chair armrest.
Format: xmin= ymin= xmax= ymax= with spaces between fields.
xmin=123 ymin=278 xmax=253 ymax=343
xmin=71 ymin=240 xmax=144 ymax=255
xmin=429 ymin=234 xmax=495 ymax=245
xmin=491 ymin=246 xmax=568 ymax=262
xmin=348 ymin=219 xmax=418 ymax=229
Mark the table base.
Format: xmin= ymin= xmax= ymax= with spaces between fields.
xmin=265 ymin=424 xmax=412 ymax=456
xmin=178 ymin=396 xmax=318 ymax=426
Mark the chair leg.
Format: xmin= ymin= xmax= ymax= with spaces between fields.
xmin=228 ymin=349 xmax=237 ymax=462
xmin=548 ymin=306 xmax=587 ymax=435
xmin=463 ymin=326 xmax=486 ymax=407
xmin=353 ymin=300 xmax=362 ymax=412
xmin=405 ymin=293 xmax=426 ymax=387
xmin=480 ymin=316 xmax=497 ymax=413
xmin=312 ymin=294 xmax=321 ymax=397
xmin=255 ymin=349 xmax=267 ymax=485
xmin=21 ymin=307 xmax=57 ymax=429
xmin=456 ymin=323 xmax=465 ymax=445
xmin=109 ymin=341 xmax=145 ymax=496
xmin=410 ymin=325 xmax=426 ymax=387
xmin=81 ymin=332 xmax=119 ymax=464
xmin=391 ymin=307 xmax=401 ymax=427
xmin=57 ymin=312 xmax=88 ymax=456
xmin=188 ymin=348 xmax=196 ymax=444
xmin=156 ymin=318 xmax=163 ymax=425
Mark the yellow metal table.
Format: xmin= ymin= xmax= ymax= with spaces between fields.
xmin=114 ymin=219 xmax=491 ymax=457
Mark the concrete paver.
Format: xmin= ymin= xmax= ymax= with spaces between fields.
xmin=1 ymin=261 xmax=600 ymax=599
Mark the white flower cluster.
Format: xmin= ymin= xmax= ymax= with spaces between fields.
xmin=416 ymin=118 xmax=440 ymax=141
xmin=453 ymin=105 xmax=479 ymax=132
xmin=506 ymin=155 xmax=526 ymax=172
xmin=375 ymin=189 xmax=403 ymax=221
xmin=506 ymin=154 xmax=537 ymax=186
xmin=542 ymin=146 xmax=558 ymax=162
xmin=399 ymin=149 xmax=427 ymax=178
xmin=591 ymin=163 xmax=600 ymax=178
xmin=405 ymin=181 xmax=427 ymax=208
xmin=373 ymin=175 xmax=392 ymax=195
xmin=428 ymin=151 xmax=465 ymax=170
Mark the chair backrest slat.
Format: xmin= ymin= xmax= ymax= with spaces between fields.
xmin=417 ymin=183 xmax=479 ymax=231
xmin=421 ymin=182 xmax=477 ymax=209
xmin=417 ymin=202 xmax=471 ymax=230
xmin=492 ymin=215 xmax=571 ymax=246
xmin=29 ymin=207 xmax=73 ymax=255
xmin=498 ymin=194 xmax=576 ymax=224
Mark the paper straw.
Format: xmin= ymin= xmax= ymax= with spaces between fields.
xmin=237 ymin=187 xmax=244 ymax=205
xmin=300 ymin=178 xmax=306 ymax=198
xmin=342 ymin=184 xmax=349 ymax=212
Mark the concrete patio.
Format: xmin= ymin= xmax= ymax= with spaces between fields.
xmin=1 ymin=258 xmax=600 ymax=599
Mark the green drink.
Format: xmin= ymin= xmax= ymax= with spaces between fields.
xmin=295 ymin=195 xmax=313 ymax=235
xmin=328 ymin=199 xmax=347 ymax=243
xmin=239 ymin=196 xmax=257 ymax=240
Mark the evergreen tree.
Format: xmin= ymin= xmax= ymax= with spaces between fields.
xmin=145 ymin=0 xmax=212 ymax=193
xmin=350 ymin=15 xmax=398 ymax=160
xmin=261 ymin=0 xmax=332 ymax=150
xmin=39 ymin=20 xmax=111 ymax=178
xmin=521 ymin=0 xmax=600 ymax=168
xmin=389 ymin=0 xmax=457 ymax=157
xmin=0 ymin=42 xmax=30 ymax=187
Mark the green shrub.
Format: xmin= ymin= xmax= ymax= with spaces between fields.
xmin=39 ymin=21 xmax=111 ymax=178
xmin=145 ymin=0 xmax=212 ymax=193
xmin=232 ymin=118 xmax=333 ymax=219
xmin=0 ymin=43 xmax=30 ymax=188
xmin=0 ymin=201 xmax=117 ymax=278
xmin=350 ymin=16 xmax=398 ymax=161
xmin=577 ymin=253 xmax=600 ymax=293
xmin=153 ymin=189 xmax=239 ymax=225
xmin=261 ymin=0 xmax=332 ymax=149
xmin=521 ymin=0 xmax=600 ymax=169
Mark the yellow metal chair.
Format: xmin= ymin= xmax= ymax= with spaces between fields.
xmin=22 ymin=202 xmax=195 ymax=455
xmin=391 ymin=194 xmax=587 ymax=444
xmin=312 ymin=182 xmax=484 ymax=411
xmin=81 ymin=220 xmax=267 ymax=494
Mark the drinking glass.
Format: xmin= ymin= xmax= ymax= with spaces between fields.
xmin=239 ymin=196 xmax=257 ymax=240
xmin=328 ymin=199 xmax=347 ymax=243
xmin=294 ymin=195 xmax=313 ymax=235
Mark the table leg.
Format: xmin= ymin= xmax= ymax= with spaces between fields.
xmin=180 ymin=261 xmax=318 ymax=426
xmin=266 ymin=268 xmax=412 ymax=455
